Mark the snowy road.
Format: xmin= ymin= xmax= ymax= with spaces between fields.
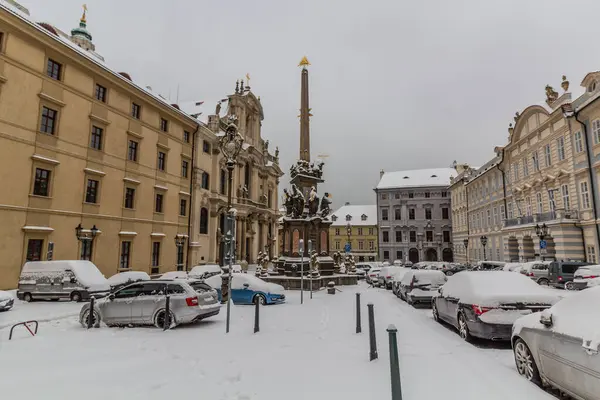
xmin=0 ymin=283 xmax=557 ymax=400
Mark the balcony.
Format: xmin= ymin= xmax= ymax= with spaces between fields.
xmin=504 ymin=209 xmax=579 ymax=228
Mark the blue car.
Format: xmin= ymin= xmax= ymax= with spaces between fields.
xmin=205 ymin=274 xmax=286 ymax=305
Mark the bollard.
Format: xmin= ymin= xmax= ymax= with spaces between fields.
xmin=163 ymin=295 xmax=171 ymax=331
xmin=356 ymin=293 xmax=362 ymax=334
xmin=254 ymin=297 xmax=260 ymax=333
xmin=367 ymin=303 xmax=378 ymax=361
xmin=387 ymin=324 xmax=403 ymax=400
xmin=87 ymin=296 xmax=95 ymax=329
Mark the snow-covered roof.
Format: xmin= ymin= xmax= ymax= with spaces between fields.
xmin=376 ymin=168 xmax=456 ymax=190
xmin=330 ymin=205 xmax=377 ymax=226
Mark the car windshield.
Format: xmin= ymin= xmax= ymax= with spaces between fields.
xmin=188 ymin=281 xmax=213 ymax=293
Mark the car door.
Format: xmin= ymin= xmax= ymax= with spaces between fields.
xmin=399 ymin=271 xmax=413 ymax=299
xmin=101 ymin=284 xmax=143 ymax=324
xmin=435 ymin=286 xmax=450 ymax=321
xmin=132 ymin=282 xmax=166 ymax=324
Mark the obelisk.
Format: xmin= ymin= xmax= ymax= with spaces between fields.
xmin=298 ymin=56 xmax=311 ymax=162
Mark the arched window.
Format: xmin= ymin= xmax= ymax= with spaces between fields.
xmin=200 ymin=207 xmax=209 ymax=234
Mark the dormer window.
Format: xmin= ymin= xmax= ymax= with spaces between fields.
xmin=403 ymin=176 xmax=409 ymax=179
xmin=589 ymin=81 xmax=597 ymax=93
xmin=361 ymin=214 xmax=367 ymax=221
xmin=331 ymin=215 xmax=337 ymax=221
xmin=431 ymin=174 xmax=438 ymax=178
xmin=345 ymin=215 xmax=352 ymax=221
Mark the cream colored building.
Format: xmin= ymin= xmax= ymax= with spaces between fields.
xmin=448 ymin=163 xmax=475 ymax=264
xmin=329 ymin=203 xmax=378 ymax=262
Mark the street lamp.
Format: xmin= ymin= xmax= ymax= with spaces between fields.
xmin=463 ymin=238 xmax=469 ymax=265
xmin=218 ymin=116 xmax=244 ymax=334
xmin=346 ymin=222 xmax=352 ymax=255
xmin=480 ymin=235 xmax=488 ymax=261
xmin=174 ymin=234 xmax=186 ymax=271
xmin=299 ymin=238 xmax=304 ymax=305
xmin=535 ymin=223 xmax=549 ymax=261
xmin=75 ymin=223 xmax=98 ymax=261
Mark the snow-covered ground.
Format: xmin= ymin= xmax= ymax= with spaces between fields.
xmin=0 ymin=290 xmax=80 ymax=329
xmin=0 ymin=283 xmax=559 ymax=400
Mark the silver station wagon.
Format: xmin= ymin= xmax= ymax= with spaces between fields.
xmin=79 ymin=279 xmax=220 ymax=328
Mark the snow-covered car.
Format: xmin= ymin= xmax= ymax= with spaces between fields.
xmin=503 ymin=262 xmax=523 ymax=272
xmin=107 ymin=271 xmax=150 ymax=292
xmin=391 ymin=268 xmax=411 ymax=296
xmin=511 ymin=286 xmax=600 ymax=397
xmin=572 ymin=264 xmax=600 ymax=290
xmin=366 ymin=267 xmax=381 ymax=285
xmin=397 ymin=270 xmax=447 ymax=306
xmin=79 ymin=279 xmax=220 ymax=328
xmin=0 ymin=290 xmax=15 ymax=311
xmin=205 ymin=274 xmax=285 ymax=305
xmin=189 ymin=264 xmax=222 ymax=280
xmin=155 ymin=271 xmax=189 ymax=280
xmin=378 ymin=266 xmax=404 ymax=289
xmin=519 ymin=261 xmax=551 ymax=286
xmin=433 ymin=271 xmax=560 ymax=342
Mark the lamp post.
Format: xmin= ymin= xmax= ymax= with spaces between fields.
xmin=463 ymin=238 xmax=469 ymax=265
xmin=308 ymin=239 xmax=314 ymax=299
xmin=218 ymin=116 xmax=244 ymax=334
xmin=75 ymin=223 xmax=98 ymax=261
xmin=480 ymin=235 xmax=488 ymax=261
xmin=535 ymin=223 xmax=549 ymax=261
xmin=346 ymin=222 xmax=352 ymax=256
xmin=299 ymin=238 xmax=304 ymax=304
xmin=174 ymin=234 xmax=186 ymax=271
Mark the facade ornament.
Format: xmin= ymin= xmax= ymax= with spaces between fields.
xmin=310 ymin=251 xmax=320 ymax=276
xmin=561 ymin=75 xmax=569 ymax=92
xmin=545 ymin=85 xmax=559 ymax=104
xmin=508 ymin=123 xmax=514 ymax=136
xmin=215 ymin=101 xmax=221 ymax=116
xmin=319 ymin=192 xmax=332 ymax=218
xmin=307 ymin=186 xmax=320 ymax=216
xmin=235 ymin=80 xmax=239 ymax=94
xmin=283 ymin=188 xmax=293 ymax=215
xmin=514 ymin=111 xmax=520 ymax=122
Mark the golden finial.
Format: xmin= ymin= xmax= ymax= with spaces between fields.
xmin=81 ymin=4 xmax=88 ymax=23
xmin=245 ymin=73 xmax=250 ymax=85
xmin=298 ymin=56 xmax=310 ymax=68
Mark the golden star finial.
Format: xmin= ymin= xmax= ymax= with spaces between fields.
xmin=81 ymin=4 xmax=88 ymax=23
xmin=298 ymin=56 xmax=310 ymax=68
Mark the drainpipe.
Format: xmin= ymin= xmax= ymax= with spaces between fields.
xmin=495 ymin=147 xmax=508 ymax=261
xmin=186 ymin=122 xmax=201 ymax=271
xmin=574 ymin=104 xmax=600 ymax=255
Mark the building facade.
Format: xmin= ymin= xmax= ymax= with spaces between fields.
xmin=329 ymin=204 xmax=378 ymax=262
xmin=448 ymin=163 xmax=475 ymax=264
xmin=375 ymin=168 xmax=455 ymax=263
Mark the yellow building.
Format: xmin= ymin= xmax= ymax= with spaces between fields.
xmin=329 ymin=204 xmax=378 ymax=262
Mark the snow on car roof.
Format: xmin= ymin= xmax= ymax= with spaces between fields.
xmin=107 ymin=271 xmax=150 ymax=285
xmin=189 ymin=264 xmax=222 ymax=276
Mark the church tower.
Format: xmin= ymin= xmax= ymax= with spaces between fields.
xmin=70 ymin=5 xmax=95 ymax=52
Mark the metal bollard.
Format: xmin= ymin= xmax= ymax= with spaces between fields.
xmin=87 ymin=296 xmax=95 ymax=329
xmin=254 ymin=298 xmax=260 ymax=333
xmin=367 ymin=303 xmax=378 ymax=361
xmin=387 ymin=324 xmax=403 ymax=400
xmin=163 ymin=295 xmax=171 ymax=331
xmin=356 ymin=293 xmax=362 ymax=334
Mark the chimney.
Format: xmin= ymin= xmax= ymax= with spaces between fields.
xmin=345 ymin=202 xmax=350 ymax=206
xmin=380 ymin=169 xmax=385 ymax=179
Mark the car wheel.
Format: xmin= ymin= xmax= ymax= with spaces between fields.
xmin=514 ymin=339 xmax=542 ymax=385
xmin=457 ymin=313 xmax=472 ymax=342
xmin=537 ymin=278 xmax=549 ymax=286
xmin=565 ymin=281 xmax=575 ymax=291
xmin=446 ymin=271 xmax=454 ymax=276
xmin=253 ymin=294 xmax=267 ymax=305
xmin=79 ymin=308 xmax=101 ymax=328
xmin=154 ymin=309 xmax=176 ymax=329
xmin=432 ymin=302 xmax=440 ymax=322
xmin=23 ymin=293 xmax=33 ymax=302
xmin=70 ymin=292 xmax=82 ymax=302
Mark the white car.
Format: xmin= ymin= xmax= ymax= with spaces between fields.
xmin=378 ymin=266 xmax=404 ymax=289
xmin=0 ymin=290 xmax=14 ymax=311
xmin=366 ymin=268 xmax=381 ymax=285
xmin=573 ymin=264 xmax=600 ymax=290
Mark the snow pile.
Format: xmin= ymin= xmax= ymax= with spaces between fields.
xmin=68 ymin=262 xmax=109 ymax=291
xmin=0 ymin=290 xmax=13 ymax=301
xmin=189 ymin=264 xmax=222 ymax=278
xmin=502 ymin=262 xmax=523 ymax=272
xmin=159 ymin=271 xmax=188 ymax=280
xmin=204 ymin=274 xmax=285 ymax=295
xmin=107 ymin=271 xmax=150 ymax=286
xmin=441 ymin=271 xmax=560 ymax=307
xmin=587 ymin=277 xmax=600 ymax=288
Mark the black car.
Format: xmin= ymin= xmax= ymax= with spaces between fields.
xmin=0 ymin=291 xmax=14 ymax=311
xmin=432 ymin=271 xmax=559 ymax=342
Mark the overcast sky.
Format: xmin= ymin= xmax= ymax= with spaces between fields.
xmin=20 ymin=0 xmax=600 ymax=208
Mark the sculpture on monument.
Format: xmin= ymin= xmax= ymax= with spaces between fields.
xmin=345 ymin=253 xmax=356 ymax=274
xmin=307 ymin=186 xmax=320 ymax=216
xmin=319 ymin=192 xmax=332 ymax=218
xmin=309 ymin=251 xmax=320 ymax=276
xmin=290 ymin=184 xmax=305 ymax=218
xmin=283 ymin=188 xmax=293 ymax=215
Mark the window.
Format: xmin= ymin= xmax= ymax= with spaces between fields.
xmin=157 ymin=151 xmax=166 ymax=171
xmin=581 ymin=182 xmax=591 ymax=209
xmin=425 ymin=208 xmax=432 ymax=220
xmin=40 ymin=106 xmax=58 ymax=134
xmin=383 ymin=250 xmax=390 ymax=260
xmin=203 ymin=140 xmax=211 ymax=153
xmin=358 ymin=241 xmax=364 ymax=250
xmin=487 ymin=209 xmax=492 ymax=225
xmin=0 ymin=32 xmax=4 ymax=52
xmin=587 ymin=246 xmax=597 ymax=263
xmin=544 ymin=144 xmax=552 ymax=167
xmin=382 ymin=231 xmax=389 ymax=243
xmin=548 ymin=189 xmax=556 ymax=211
xmin=199 ymin=208 xmax=209 ymax=234
xmin=201 ymin=172 xmax=210 ymax=190
xmin=523 ymin=159 xmax=529 ymax=177
xmin=181 ymin=160 xmax=189 ymax=178
xmin=574 ymin=131 xmax=583 ymax=153
xmin=26 ymin=239 xmax=44 ymax=261
xmin=556 ymin=137 xmax=565 ymax=161
xmin=179 ymin=198 xmax=187 ymax=216
xmin=183 ymin=130 xmax=190 ymax=143
xmin=395 ymin=231 xmax=402 ymax=242
xmin=410 ymin=231 xmax=416 ymax=242
xmin=155 ymin=193 xmax=164 ymax=213
xmin=357 ymin=228 xmax=363 ymax=235
xmin=426 ymin=231 xmax=433 ymax=242
xmin=561 ymin=184 xmax=570 ymax=209
xmin=368 ymin=228 xmax=374 ymax=235
xmin=442 ymin=191 xmax=447 ymax=198
xmin=394 ymin=208 xmax=401 ymax=220
xmin=85 ymin=179 xmax=99 ymax=203
xmin=124 ymin=187 xmax=135 ymax=209
xmin=369 ymin=241 xmax=374 ymax=250
xmin=443 ymin=231 xmax=450 ymax=243
xmin=220 ymin=170 xmax=226 ymax=195
xmin=508 ymin=202 xmax=513 ymax=219
xmin=409 ymin=208 xmax=415 ymax=220
xmin=46 ymin=58 xmax=61 ymax=80
xmin=396 ymin=250 xmax=402 ymax=259
xmin=536 ymin=193 xmax=543 ymax=214
xmin=513 ymin=163 xmax=519 ymax=181
xmin=33 ymin=168 xmax=51 ymax=196
xmin=593 ymin=120 xmax=600 ymax=144
xmin=177 ymin=245 xmax=184 ymax=271
xmin=95 ymin=84 xmax=107 ymax=102
xmin=90 ymin=126 xmax=103 ymax=150
xmin=115 ymin=284 xmax=144 ymax=299
xmin=424 ymin=192 xmax=430 ymax=198
xmin=381 ymin=209 xmax=388 ymax=221
xmin=120 ymin=241 xmax=131 ymax=269
xmin=128 ymin=140 xmax=138 ymax=162
xmin=493 ymin=207 xmax=498 ymax=224
xmin=151 ymin=242 xmax=161 ymax=267
xmin=345 ymin=215 xmax=352 ymax=222
xmin=500 ymin=205 xmax=505 ymax=221
xmin=335 ymin=228 xmax=340 ymax=236
xmin=335 ymin=241 xmax=340 ymax=250
xmin=589 ymin=81 xmax=598 ymax=92
xmin=268 ymin=190 xmax=272 ymax=208
xmin=408 ymin=193 xmax=414 ymax=199
xmin=394 ymin=193 xmax=400 ymax=199
xmin=532 ymin=151 xmax=539 ymax=171
xmin=160 ymin=118 xmax=168 ymax=132
xmin=381 ymin=193 xmax=387 ymax=200
xmin=442 ymin=207 xmax=449 ymax=219
xmin=131 ymin=103 xmax=141 ymax=119
xmin=80 ymin=239 xmax=93 ymax=261
xmin=525 ymin=197 xmax=532 ymax=216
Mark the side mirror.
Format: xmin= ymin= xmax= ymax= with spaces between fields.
xmin=243 ymin=283 xmax=250 ymax=289
xmin=539 ymin=311 xmax=553 ymax=327
xmin=108 ymin=294 xmax=115 ymax=301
